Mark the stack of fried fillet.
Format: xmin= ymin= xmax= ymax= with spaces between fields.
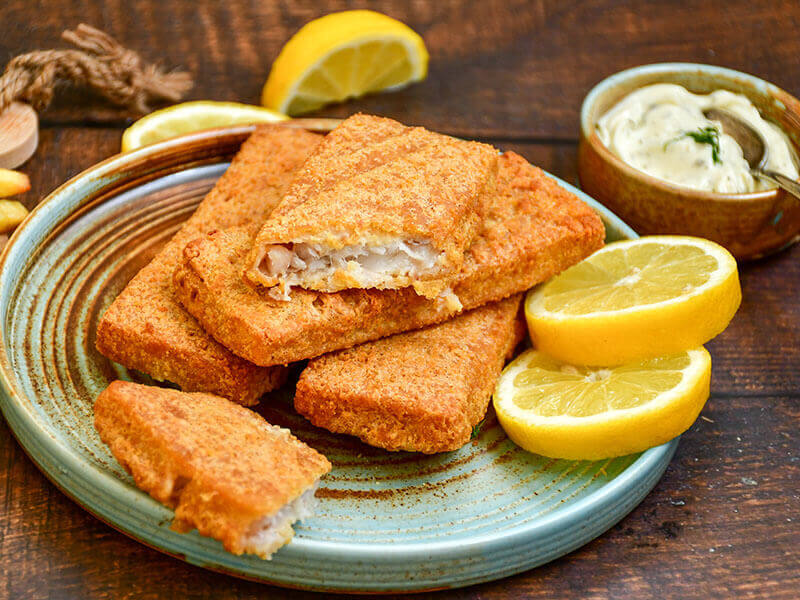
xmin=96 ymin=126 xmax=322 ymax=405
xmin=93 ymin=115 xmax=604 ymax=558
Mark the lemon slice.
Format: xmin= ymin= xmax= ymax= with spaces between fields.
xmin=493 ymin=347 xmax=711 ymax=459
xmin=121 ymin=101 xmax=288 ymax=152
xmin=525 ymin=236 xmax=741 ymax=366
xmin=262 ymin=10 xmax=428 ymax=115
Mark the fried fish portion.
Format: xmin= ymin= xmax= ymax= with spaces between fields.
xmin=245 ymin=114 xmax=498 ymax=300
xmin=95 ymin=125 xmax=321 ymax=405
xmin=94 ymin=381 xmax=331 ymax=559
xmin=295 ymin=295 xmax=524 ymax=454
xmin=174 ymin=151 xmax=605 ymax=367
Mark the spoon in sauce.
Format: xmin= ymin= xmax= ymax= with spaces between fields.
xmin=703 ymin=108 xmax=800 ymax=200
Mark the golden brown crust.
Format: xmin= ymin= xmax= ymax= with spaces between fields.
xmin=93 ymin=381 xmax=331 ymax=557
xmin=244 ymin=114 xmax=498 ymax=294
xmin=95 ymin=125 xmax=322 ymax=404
xmin=174 ymin=151 xmax=605 ymax=367
xmin=295 ymin=295 xmax=525 ymax=453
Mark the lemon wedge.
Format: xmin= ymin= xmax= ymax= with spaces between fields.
xmin=262 ymin=10 xmax=428 ymax=115
xmin=493 ymin=347 xmax=711 ymax=459
xmin=121 ymin=101 xmax=287 ymax=152
xmin=525 ymin=236 xmax=741 ymax=366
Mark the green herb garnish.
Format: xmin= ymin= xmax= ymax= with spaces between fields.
xmin=685 ymin=126 xmax=722 ymax=164
xmin=471 ymin=418 xmax=486 ymax=439
xmin=665 ymin=126 xmax=722 ymax=164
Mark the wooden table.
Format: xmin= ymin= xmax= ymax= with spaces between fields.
xmin=2 ymin=2 xmax=798 ymax=598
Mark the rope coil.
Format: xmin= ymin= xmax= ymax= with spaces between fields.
xmin=0 ymin=24 xmax=193 ymax=115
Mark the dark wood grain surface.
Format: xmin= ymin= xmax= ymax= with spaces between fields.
xmin=1 ymin=1 xmax=798 ymax=598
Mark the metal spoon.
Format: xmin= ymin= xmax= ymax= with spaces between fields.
xmin=703 ymin=108 xmax=800 ymax=199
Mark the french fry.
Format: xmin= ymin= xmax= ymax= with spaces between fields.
xmin=0 ymin=200 xmax=29 ymax=233
xmin=0 ymin=168 xmax=30 ymax=197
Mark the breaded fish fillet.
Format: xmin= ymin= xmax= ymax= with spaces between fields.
xmin=295 ymin=295 xmax=525 ymax=454
xmin=174 ymin=151 xmax=605 ymax=367
xmin=245 ymin=114 xmax=498 ymax=300
xmin=95 ymin=125 xmax=322 ymax=405
xmin=94 ymin=381 xmax=331 ymax=559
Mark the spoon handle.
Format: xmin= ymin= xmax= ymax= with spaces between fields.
xmin=757 ymin=170 xmax=800 ymax=202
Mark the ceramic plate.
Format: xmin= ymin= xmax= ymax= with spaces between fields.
xmin=0 ymin=124 xmax=677 ymax=593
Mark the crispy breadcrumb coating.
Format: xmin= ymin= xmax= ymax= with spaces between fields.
xmin=245 ymin=114 xmax=497 ymax=298
xmin=94 ymin=381 xmax=330 ymax=559
xmin=174 ymin=151 xmax=604 ymax=367
xmin=295 ymin=296 xmax=525 ymax=453
xmin=95 ymin=125 xmax=321 ymax=405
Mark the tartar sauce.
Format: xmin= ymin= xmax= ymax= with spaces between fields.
xmin=596 ymin=83 xmax=799 ymax=193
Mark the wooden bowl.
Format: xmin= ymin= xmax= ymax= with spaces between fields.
xmin=578 ymin=63 xmax=800 ymax=260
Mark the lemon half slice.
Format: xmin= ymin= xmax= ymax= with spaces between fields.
xmin=493 ymin=347 xmax=711 ymax=460
xmin=121 ymin=101 xmax=287 ymax=152
xmin=262 ymin=10 xmax=428 ymax=115
xmin=525 ymin=236 xmax=741 ymax=366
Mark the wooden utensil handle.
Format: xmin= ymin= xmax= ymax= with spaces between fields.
xmin=0 ymin=103 xmax=38 ymax=169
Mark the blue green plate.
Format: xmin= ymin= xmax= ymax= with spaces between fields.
xmin=0 ymin=124 xmax=676 ymax=592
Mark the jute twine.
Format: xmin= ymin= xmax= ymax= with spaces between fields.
xmin=0 ymin=24 xmax=193 ymax=115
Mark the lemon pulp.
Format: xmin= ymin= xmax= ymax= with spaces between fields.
xmin=525 ymin=236 xmax=741 ymax=365
xmin=493 ymin=347 xmax=712 ymax=460
xmin=121 ymin=101 xmax=287 ymax=152
xmin=512 ymin=352 xmax=690 ymax=416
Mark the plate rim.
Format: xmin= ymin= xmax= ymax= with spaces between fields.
xmin=0 ymin=124 xmax=675 ymax=588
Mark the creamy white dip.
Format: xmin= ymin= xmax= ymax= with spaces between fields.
xmin=596 ymin=83 xmax=799 ymax=193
